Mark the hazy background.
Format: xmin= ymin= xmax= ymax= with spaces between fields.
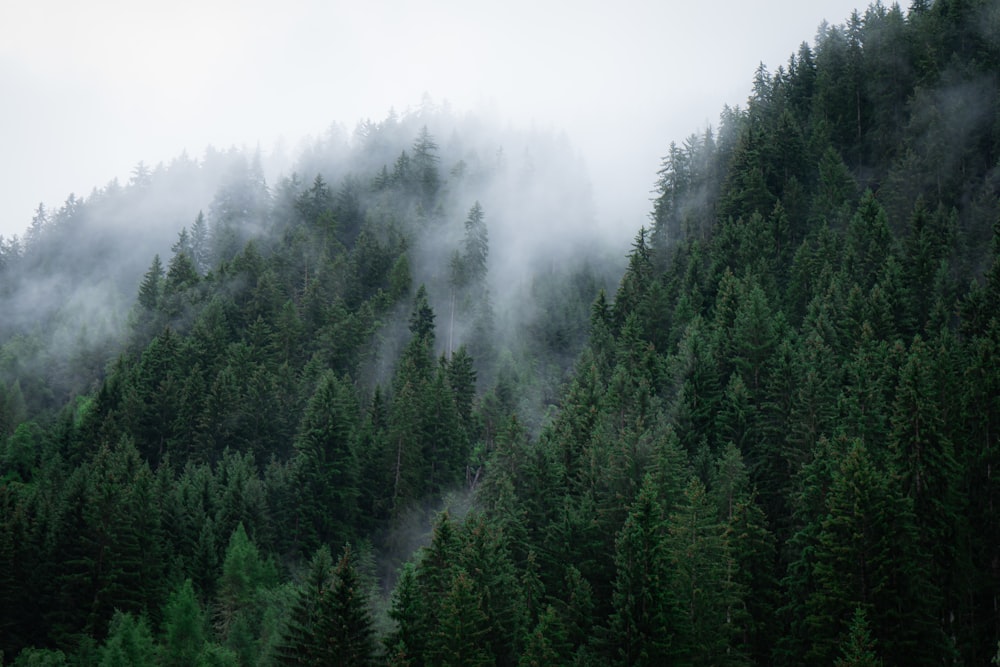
xmin=0 ymin=0 xmax=865 ymax=242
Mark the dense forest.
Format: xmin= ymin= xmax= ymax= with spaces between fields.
xmin=2 ymin=0 xmax=1000 ymax=664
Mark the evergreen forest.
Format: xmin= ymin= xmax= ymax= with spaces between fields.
xmin=2 ymin=1 xmax=1000 ymax=664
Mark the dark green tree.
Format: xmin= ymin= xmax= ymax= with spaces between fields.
xmin=97 ymin=611 xmax=155 ymax=667
xmin=137 ymin=254 xmax=164 ymax=312
xmin=292 ymin=370 xmax=361 ymax=551
xmin=430 ymin=569 xmax=495 ymax=667
xmin=666 ymin=477 xmax=745 ymax=665
xmin=804 ymin=439 xmax=937 ymax=665
xmin=605 ymin=474 xmax=679 ymax=665
xmin=160 ymin=579 xmax=207 ymax=667
xmin=835 ymin=606 xmax=883 ymax=667
xmin=312 ymin=545 xmax=376 ymax=666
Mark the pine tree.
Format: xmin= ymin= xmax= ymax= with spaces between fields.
xmin=388 ymin=513 xmax=461 ymax=666
xmin=292 ymin=371 xmax=361 ymax=551
xmin=890 ymin=336 xmax=960 ymax=541
xmin=835 ymin=606 xmax=883 ymax=667
xmin=712 ymin=444 xmax=776 ymax=661
xmin=312 ymin=545 xmax=376 ymax=666
xmin=98 ymin=611 xmax=156 ymax=667
xmin=190 ymin=210 xmax=210 ymax=274
xmin=137 ymin=254 xmax=164 ymax=312
xmin=666 ymin=476 xmax=745 ymax=665
xmin=888 ymin=334 xmax=961 ymax=651
xmin=446 ymin=346 xmax=477 ymax=424
xmin=462 ymin=202 xmax=489 ymax=287
xmin=613 ymin=228 xmax=654 ymax=328
xmin=606 ymin=474 xmax=679 ymax=665
xmin=548 ymin=564 xmax=596 ymax=663
xmin=456 ymin=513 xmax=528 ymax=665
xmin=519 ymin=605 xmax=563 ymax=667
xmin=215 ymin=522 xmax=271 ymax=654
xmin=408 ymin=284 xmax=435 ymax=346
xmin=844 ymin=191 xmax=894 ymax=292
xmin=133 ymin=254 xmax=166 ymax=342
xmin=411 ymin=126 xmax=441 ymax=207
xmin=804 ymin=438 xmax=937 ymax=665
xmin=160 ymin=579 xmax=207 ymax=667
xmin=385 ymin=562 xmax=421 ymax=665
xmin=430 ymin=569 xmax=495 ymax=667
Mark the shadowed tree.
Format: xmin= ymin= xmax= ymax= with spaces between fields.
xmin=292 ymin=371 xmax=361 ymax=552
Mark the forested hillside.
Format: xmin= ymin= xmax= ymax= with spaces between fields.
xmin=2 ymin=0 xmax=1000 ymax=665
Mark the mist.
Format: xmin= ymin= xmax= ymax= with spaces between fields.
xmin=283 ymin=106 xmax=624 ymax=424
xmin=0 ymin=0 xmax=876 ymax=601
xmin=1 ymin=1 xmax=869 ymax=244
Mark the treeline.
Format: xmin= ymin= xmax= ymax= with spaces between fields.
xmin=2 ymin=0 xmax=1000 ymax=665
xmin=393 ymin=1 xmax=1000 ymax=664
xmin=0 ymin=108 xmax=609 ymax=665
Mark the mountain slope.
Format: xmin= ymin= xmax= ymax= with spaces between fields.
xmin=2 ymin=1 xmax=1000 ymax=665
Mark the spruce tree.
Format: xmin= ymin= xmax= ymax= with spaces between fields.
xmin=835 ymin=606 xmax=883 ymax=667
xmin=666 ymin=477 xmax=745 ymax=665
xmin=430 ymin=569 xmax=495 ymax=667
xmin=98 ymin=611 xmax=156 ymax=667
xmin=292 ymin=371 xmax=361 ymax=551
xmin=606 ymin=474 xmax=678 ymax=665
xmin=160 ymin=579 xmax=207 ymax=667
xmin=313 ymin=545 xmax=376 ymax=666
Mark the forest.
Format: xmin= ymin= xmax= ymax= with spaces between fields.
xmin=1 ymin=0 xmax=999 ymax=664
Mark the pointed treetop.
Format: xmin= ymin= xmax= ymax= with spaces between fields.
xmin=409 ymin=284 xmax=436 ymax=342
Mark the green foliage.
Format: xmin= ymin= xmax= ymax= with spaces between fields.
xmin=292 ymin=370 xmax=361 ymax=552
xmin=4 ymin=4 xmax=1000 ymax=664
xmin=667 ymin=476 xmax=746 ymax=665
xmin=434 ymin=569 xmax=496 ymax=667
xmin=605 ymin=474 xmax=679 ymax=665
xmin=518 ymin=605 xmax=562 ymax=667
xmin=835 ymin=606 xmax=883 ymax=667
xmin=214 ymin=522 xmax=276 ymax=663
xmin=161 ymin=579 xmax=207 ymax=666
xmin=98 ymin=611 xmax=156 ymax=667
xmin=278 ymin=544 xmax=375 ymax=666
xmin=318 ymin=545 xmax=376 ymax=666
xmin=10 ymin=648 xmax=69 ymax=666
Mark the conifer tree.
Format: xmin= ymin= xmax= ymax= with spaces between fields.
xmin=160 ymin=579 xmax=207 ymax=667
xmin=385 ymin=562 xmax=421 ymax=665
xmin=386 ymin=514 xmax=466 ymax=666
xmin=845 ymin=191 xmax=894 ymax=292
xmin=215 ymin=522 xmax=272 ymax=657
xmin=446 ymin=346 xmax=477 ymax=424
xmin=133 ymin=254 xmax=166 ymax=343
xmin=190 ymin=210 xmax=210 ymax=274
xmin=804 ymin=439 xmax=938 ymax=665
xmin=312 ymin=545 xmax=376 ymax=666
xmin=666 ymin=477 xmax=745 ymax=665
xmin=137 ymin=254 xmax=164 ymax=312
xmin=430 ymin=569 xmax=495 ymax=667
xmin=519 ymin=605 xmax=563 ymax=667
xmin=712 ymin=443 xmax=776 ymax=660
xmin=835 ymin=606 xmax=883 ymax=667
xmin=98 ymin=611 xmax=156 ymax=667
xmin=458 ymin=513 xmax=528 ymax=665
xmin=613 ymin=228 xmax=654 ymax=328
xmin=292 ymin=370 xmax=361 ymax=551
xmin=462 ymin=202 xmax=489 ymax=288
xmin=411 ymin=126 xmax=441 ymax=206
xmin=606 ymin=474 xmax=679 ymax=665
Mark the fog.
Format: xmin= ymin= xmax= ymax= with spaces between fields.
xmin=1 ymin=0 xmax=866 ymax=242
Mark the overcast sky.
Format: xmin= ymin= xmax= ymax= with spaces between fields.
xmin=0 ymin=0 xmax=866 ymax=242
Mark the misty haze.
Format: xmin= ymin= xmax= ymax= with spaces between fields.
xmin=2 ymin=0 xmax=1000 ymax=665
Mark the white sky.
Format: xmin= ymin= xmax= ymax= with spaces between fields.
xmin=0 ymin=0 xmax=866 ymax=241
